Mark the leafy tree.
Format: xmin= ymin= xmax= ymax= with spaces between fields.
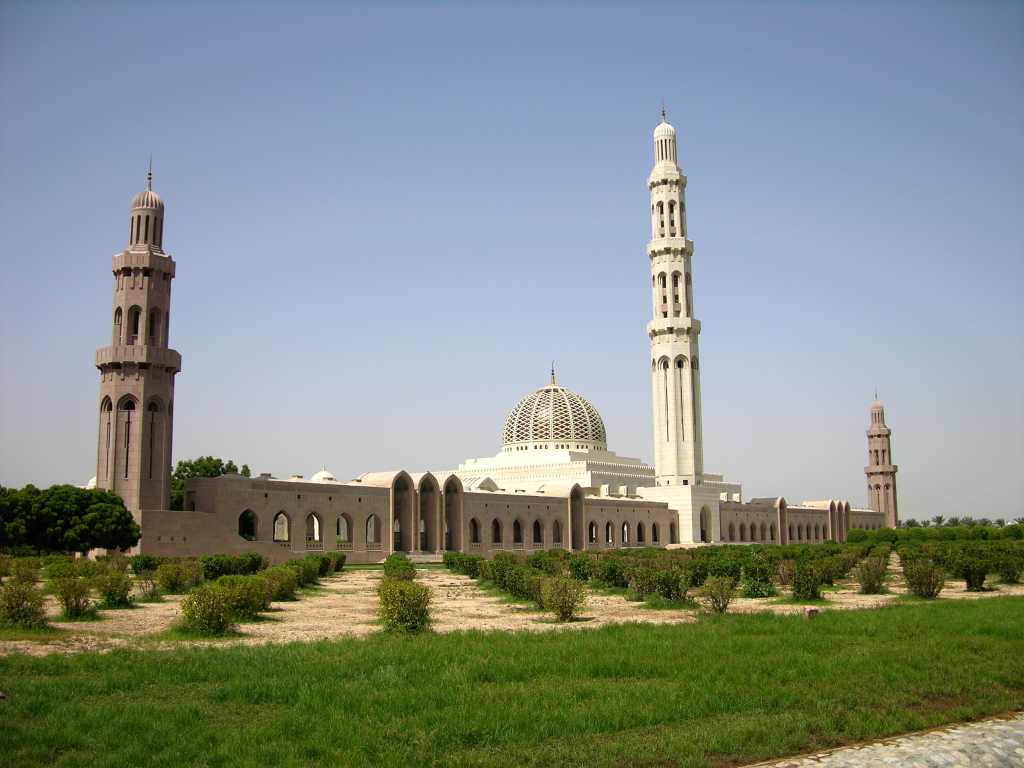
xmin=170 ymin=456 xmax=241 ymax=510
xmin=0 ymin=485 xmax=139 ymax=554
xmin=241 ymin=464 xmax=251 ymax=478
xmin=931 ymin=515 xmax=945 ymax=527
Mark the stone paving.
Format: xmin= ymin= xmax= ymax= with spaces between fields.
xmin=750 ymin=713 xmax=1024 ymax=767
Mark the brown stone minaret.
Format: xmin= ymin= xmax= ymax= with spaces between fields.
xmin=865 ymin=397 xmax=898 ymax=528
xmin=95 ymin=164 xmax=181 ymax=517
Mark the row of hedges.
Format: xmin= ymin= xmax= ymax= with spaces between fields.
xmin=444 ymin=551 xmax=585 ymax=622
xmin=849 ymin=523 xmax=1023 ymax=543
xmin=896 ymin=540 xmax=1023 ymax=591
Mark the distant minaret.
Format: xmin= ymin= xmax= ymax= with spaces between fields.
xmin=94 ymin=165 xmax=181 ymax=517
xmin=865 ymin=398 xmax=898 ymax=527
xmin=648 ymin=108 xmax=703 ymax=485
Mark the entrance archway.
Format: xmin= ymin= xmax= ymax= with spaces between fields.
xmin=443 ymin=476 xmax=463 ymax=551
xmin=392 ymin=474 xmax=414 ymax=552
xmin=418 ymin=475 xmax=440 ymax=552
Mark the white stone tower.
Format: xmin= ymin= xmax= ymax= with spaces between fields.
xmin=647 ymin=110 xmax=703 ymax=486
xmin=865 ymin=398 xmax=898 ymax=528
xmin=94 ymin=165 xmax=181 ymax=517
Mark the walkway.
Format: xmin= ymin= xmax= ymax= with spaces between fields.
xmin=750 ymin=713 xmax=1024 ymax=767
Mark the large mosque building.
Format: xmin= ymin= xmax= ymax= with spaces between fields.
xmin=92 ymin=115 xmax=895 ymax=563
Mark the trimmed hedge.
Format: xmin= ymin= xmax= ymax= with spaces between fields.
xmin=0 ymin=581 xmax=48 ymax=628
xmin=217 ymin=575 xmax=271 ymax=619
xmin=383 ymin=553 xmax=416 ymax=581
xmin=378 ymin=578 xmax=430 ymax=632
xmin=262 ymin=566 xmax=299 ymax=601
xmin=179 ymin=584 xmax=236 ymax=635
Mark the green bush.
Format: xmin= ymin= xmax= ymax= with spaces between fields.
xmin=953 ymin=553 xmax=989 ymax=592
xmin=541 ymin=576 xmax=586 ymax=622
xmin=11 ymin=557 xmax=40 ymax=583
xmin=996 ymin=551 xmax=1022 ymax=584
xmin=328 ymin=552 xmax=347 ymax=573
xmin=52 ymin=577 xmax=96 ymax=620
xmin=95 ymin=568 xmax=134 ymax=608
xmin=179 ymin=584 xmax=236 ymax=635
xmin=741 ymin=554 xmax=776 ymax=598
xmin=156 ymin=562 xmax=196 ymax=594
xmin=305 ymin=554 xmax=332 ymax=578
xmin=855 ymin=557 xmax=888 ymax=594
xmin=217 ymin=575 xmax=270 ymax=619
xmin=592 ymin=556 xmax=629 ymax=588
xmin=775 ymin=559 xmax=795 ymax=587
xmin=130 ymin=554 xmax=163 ymax=574
xmin=478 ymin=559 xmax=494 ymax=581
xmin=0 ymin=581 xmax=48 ymax=628
xmin=0 ymin=554 xmax=10 ymax=578
xmin=626 ymin=566 xmax=659 ymax=601
xmin=135 ymin=570 xmax=162 ymax=602
xmin=567 ymin=553 xmax=593 ymax=581
xmin=199 ymin=553 xmax=267 ymax=581
xmin=382 ymin=553 xmax=416 ymax=581
xmin=285 ymin=558 xmax=320 ymax=587
xmin=262 ymin=566 xmax=299 ymax=601
xmin=698 ymin=576 xmax=734 ymax=614
xmin=792 ymin=561 xmax=823 ymax=601
xmin=903 ymin=558 xmax=945 ymax=599
xmin=378 ymin=578 xmax=431 ymax=632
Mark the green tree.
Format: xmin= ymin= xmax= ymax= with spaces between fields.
xmin=170 ymin=456 xmax=241 ymax=510
xmin=241 ymin=464 xmax=251 ymax=478
xmin=0 ymin=485 xmax=139 ymax=554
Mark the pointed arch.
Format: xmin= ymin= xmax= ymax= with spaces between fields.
xmin=273 ymin=511 xmax=290 ymax=542
xmin=469 ymin=517 xmax=480 ymax=544
xmin=365 ymin=514 xmax=382 ymax=546
xmin=652 ymin=522 xmax=660 ymax=543
xmin=238 ymin=509 xmax=257 ymax=541
xmin=532 ymin=519 xmax=543 ymax=546
xmin=336 ymin=513 xmax=352 ymax=545
xmin=637 ymin=522 xmax=645 ymax=544
xmin=491 ymin=518 xmax=502 ymax=546
xmin=512 ymin=518 xmax=523 ymax=545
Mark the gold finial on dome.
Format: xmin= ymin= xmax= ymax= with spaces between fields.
xmin=550 ymin=361 xmax=556 ymax=386
xmin=661 ymin=102 xmax=667 ymax=122
xmin=147 ymin=156 xmax=152 ymax=191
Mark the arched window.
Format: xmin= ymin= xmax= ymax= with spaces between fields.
xmin=305 ymin=513 xmax=321 ymax=546
xmin=621 ymin=522 xmax=630 ymax=545
xmin=336 ymin=514 xmax=351 ymax=543
xmin=470 ymin=518 xmax=480 ymax=544
xmin=770 ymin=524 xmax=776 ymax=542
xmin=637 ymin=522 xmax=645 ymax=543
xmin=788 ymin=524 xmax=793 ymax=542
xmin=366 ymin=514 xmax=381 ymax=545
xmin=728 ymin=522 xmax=735 ymax=542
xmin=513 ymin=519 xmax=523 ymax=544
xmin=100 ymin=398 xmax=113 ymax=479
xmin=652 ymin=522 xmax=659 ymax=543
xmin=533 ymin=519 xmax=543 ymax=545
xmin=605 ymin=521 xmax=614 ymax=545
xmin=670 ymin=523 xmax=677 ymax=544
xmin=491 ymin=519 xmax=502 ymax=545
xmin=126 ymin=307 xmax=141 ymax=345
xmin=739 ymin=523 xmax=747 ymax=542
xmin=148 ymin=309 xmax=160 ymax=344
xmin=238 ymin=510 xmax=257 ymax=541
xmin=146 ymin=401 xmax=159 ymax=479
xmin=797 ymin=524 xmax=804 ymax=542
xmin=668 ymin=200 xmax=676 ymax=235
xmin=588 ymin=521 xmax=598 ymax=544
xmin=113 ymin=307 xmax=122 ymax=344
xmin=760 ymin=522 xmax=767 ymax=542
xmin=273 ymin=512 xmax=289 ymax=542
xmin=552 ymin=520 xmax=562 ymax=544
xmin=118 ymin=398 xmax=136 ymax=479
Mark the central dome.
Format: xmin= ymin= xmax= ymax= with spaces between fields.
xmin=502 ymin=375 xmax=607 ymax=450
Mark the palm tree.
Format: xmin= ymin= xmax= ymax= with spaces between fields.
xmin=932 ymin=515 xmax=945 ymax=527
xmin=947 ymin=517 xmax=961 ymax=527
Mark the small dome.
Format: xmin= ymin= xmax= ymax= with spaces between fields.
xmin=131 ymin=188 xmax=164 ymax=212
xmin=85 ymin=476 xmax=97 ymax=490
xmin=654 ymin=119 xmax=676 ymax=140
xmin=502 ymin=376 xmax=607 ymax=449
xmin=311 ymin=466 xmax=337 ymax=483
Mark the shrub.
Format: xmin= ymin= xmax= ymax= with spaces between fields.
xmin=45 ymin=560 xmax=80 ymax=580
xmin=792 ymin=561 xmax=823 ymax=601
xmin=11 ymin=557 xmax=40 ymax=584
xmin=135 ymin=570 xmax=161 ymax=602
xmin=217 ymin=575 xmax=270 ymax=619
xmin=698 ymin=576 xmax=734 ymax=614
xmin=156 ymin=562 xmax=189 ymax=594
xmin=503 ymin=564 xmax=533 ymax=600
xmin=855 ymin=557 xmax=888 ymax=594
xmin=328 ymin=552 xmax=347 ymax=573
xmin=306 ymin=554 xmax=332 ymax=578
xmin=382 ymin=553 xmax=416 ymax=582
xmin=52 ymin=577 xmax=96 ymax=620
xmin=627 ymin=566 xmax=659 ymax=601
xmin=541 ymin=576 xmax=586 ymax=622
xmin=527 ymin=550 xmax=563 ymax=576
xmin=741 ymin=555 xmax=776 ymax=598
xmin=95 ymin=568 xmax=134 ymax=608
xmin=237 ymin=552 xmax=268 ymax=575
xmin=0 ymin=581 xmax=48 ymax=628
xmin=903 ymin=558 xmax=945 ymax=599
xmin=953 ymin=553 xmax=989 ymax=592
xmin=262 ymin=566 xmax=299 ymax=601
xmin=130 ymin=554 xmax=163 ymax=574
xmin=592 ymin=556 xmax=629 ymax=588
xmin=378 ymin=578 xmax=431 ymax=632
xmin=285 ymin=558 xmax=320 ymax=587
xmin=567 ymin=553 xmax=593 ymax=581
xmin=179 ymin=584 xmax=236 ymax=635
xmin=478 ymin=559 xmax=494 ymax=582
xmin=997 ymin=551 xmax=1022 ymax=584
xmin=776 ymin=559 xmax=795 ymax=587
xmin=0 ymin=554 xmax=10 ymax=578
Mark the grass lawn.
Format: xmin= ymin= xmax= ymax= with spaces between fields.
xmin=2 ymin=597 xmax=1022 ymax=768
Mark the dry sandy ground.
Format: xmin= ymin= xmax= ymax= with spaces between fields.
xmin=2 ymin=559 xmax=1022 ymax=657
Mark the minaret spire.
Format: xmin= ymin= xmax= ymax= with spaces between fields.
xmin=550 ymin=361 xmax=556 ymax=386
xmin=147 ymin=156 xmax=153 ymax=190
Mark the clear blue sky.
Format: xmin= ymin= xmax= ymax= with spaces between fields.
xmin=2 ymin=1 xmax=1022 ymax=520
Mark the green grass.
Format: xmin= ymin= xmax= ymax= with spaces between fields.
xmin=0 ymin=624 xmax=63 ymax=642
xmin=2 ymin=597 xmax=1022 ymax=768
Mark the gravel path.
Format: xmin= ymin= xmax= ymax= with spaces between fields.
xmin=748 ymin=713 xmax=1024 ymax=767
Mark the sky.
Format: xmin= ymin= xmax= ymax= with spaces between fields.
xmin=1 ymin=1 xmax=1022 ymax=521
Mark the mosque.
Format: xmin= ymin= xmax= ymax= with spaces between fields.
xmin=90 ymin=114 xmax=898 ymax=563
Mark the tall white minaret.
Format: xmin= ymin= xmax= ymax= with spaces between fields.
xmin=647 ymin=109 xmax=703 ymax=486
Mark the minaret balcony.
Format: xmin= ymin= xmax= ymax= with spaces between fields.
xmin=648 ymin=237 xmax=692 ymax=257
xmin=648 ymin=317 xmax=699 ymax=338
xmin=112 ymin=249 xmax=176 ymax=276
xmin=95 ymin=345 xmax=182 ymax=372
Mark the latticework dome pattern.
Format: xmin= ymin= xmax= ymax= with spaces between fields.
xmin=502 ymin=384 xmax=607 ymax=449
